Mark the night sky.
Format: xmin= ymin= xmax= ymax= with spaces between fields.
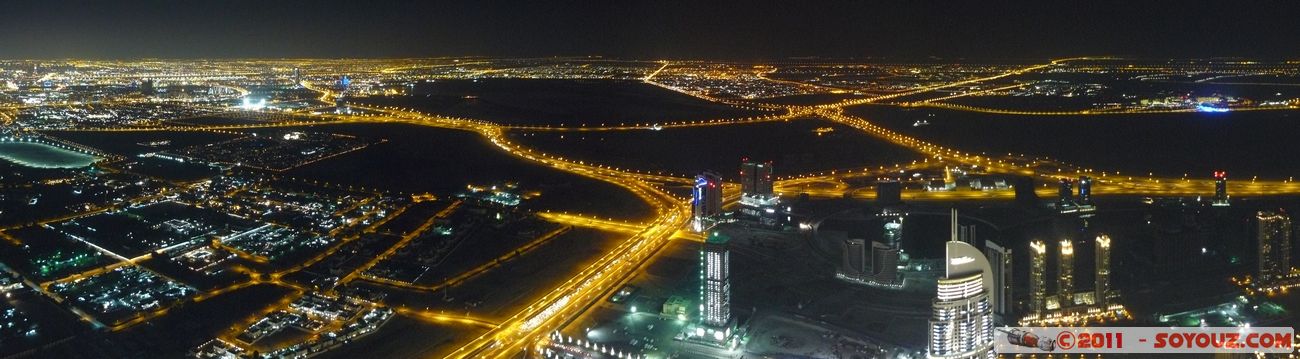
xmin=2 ymin=0 xmax=1299 ymax=60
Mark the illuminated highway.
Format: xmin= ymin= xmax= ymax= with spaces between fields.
xmin=537 ymin=212 xmax=646 ymax=233
xmin=911 ymin=83 xmax=1030 ymax=104
xmin=501 ymin=109 xmax=808 ymax=132
xmin=537 ymin=212 xmax=704 ymax=241
xmin=395 ymin=307 xmax=501 ymax=329
xmin=643 ymin=61 xmax=670 ymax=82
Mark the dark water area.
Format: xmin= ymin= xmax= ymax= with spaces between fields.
xmin=847 ymin=105 xmax=1300 ymax=179
xmin=352 ymin=79 xmax=771 ymax=126
xmin=509 ymin=118 xmax=923 ymax=177
xmin=120 ymin=157 xmax=222 ymax=182
xmin=274 ymin=123 xmax=655 ymax=220
xmin=44 ymin=130 xmax=239 ymax=156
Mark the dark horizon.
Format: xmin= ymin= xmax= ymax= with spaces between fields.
xmin=3 ymin=0 xmax=1300 ymax=60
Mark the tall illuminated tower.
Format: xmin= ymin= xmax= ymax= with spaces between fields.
xmin=692 ymin=171 xmax=723 ymax=231
xmin=1095 ymin=235 xmax=1111 ymax=306
xmin=1257 ymin=210 xmax=1292 ymax=282
xmin=1078 ymin=176 xmax=1092 ymax=205
xmin=927 ymin=240 xmax=995 ymax=359
xmin=1059 ymin=239 xmax=1074 ymax=306
xmin=1029 ymin=240 xmax=1047 ymax=314
xmin=983 ymin=241 xmax=1013 ymax=321
xmin=698 ymin=231 xmax=733 ymax=343
xmin=1213 ymin=171 xmax=1230 ymax=206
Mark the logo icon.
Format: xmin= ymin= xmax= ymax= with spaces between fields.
xmin=998 ymin=328 xmax=1057 ymax=352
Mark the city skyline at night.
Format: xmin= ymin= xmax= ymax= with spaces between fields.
xmin=3 ymin=2 xmax=1300 ymax=359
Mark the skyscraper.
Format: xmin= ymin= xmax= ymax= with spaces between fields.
xmin=835 ymin=214 xmax=905 ymax=287
xmin=692 ymin=171 xmax=723 ymax=231
xmin=335 ymin=75 xmax=352 ymax=113
xmin=738 ymin=159 xmax=773 ymax=199
xmin=736 ymin=159 xmax=785 ymax=227
xmin=1095 ymin=235 xmax=1111 ymax=306
xmin=1078 ymin=176 xmax=1092 ymax=205
xmin=1057 ymin=178 xmax=1074 ymax=210
xmin=139 ymin=79 xmax=155 ymax=96
xmin=1014 ymin=176 xmax=1039 ymax=207
xmin=927 ymin=240 xmax=995 ymax=359
xmin=1029 ymin=240 xmax=1047 ymax=315
xmin=1213 ymin=171 xmax=1230 ymax=206
xmin=1059 ymin=239 xmax=1074 ymax=306
xmin=700 ymin=232 xmax=732 ymax=334
xmin=1021 ymin=235 xmax=1125 ymax=326
xmin=870 ymin=241 xmax=900 ymax=284
xmin=984 ymin=241 xmax=1013 ymax=322
xmin=841 ymin=238 xmax=867 ymax=277
xmin=1257 ymin=210 xmax=1292 ymax=282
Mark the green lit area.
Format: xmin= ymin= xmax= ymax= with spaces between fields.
xmin=0 ymin=140 xmax=99 ymax=169
xmin=34 ymin=250 xmax=100 ymax=277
